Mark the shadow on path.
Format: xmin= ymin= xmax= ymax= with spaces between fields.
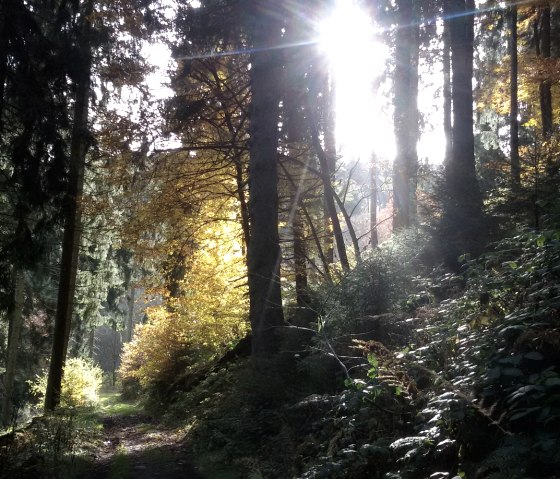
xmin=75 ymin=413 xmax=203 ymax=478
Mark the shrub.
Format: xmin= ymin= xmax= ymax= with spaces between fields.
xmin=119 ymin=235 xmax=249 ymax=394
xmin=29 ymin=357 xmax=103 ymax=408
xmin=315 ymin=229 xmax=431 ymax=335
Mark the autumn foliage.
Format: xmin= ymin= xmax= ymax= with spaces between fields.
xmin=119 ymin=216 xmax=249 ymax=391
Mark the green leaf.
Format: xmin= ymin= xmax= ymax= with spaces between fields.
xmin=524 ymin=351 xmax=544 ymax=361
xmin=509 ymin=407 xmax=541 ymax=421
xmin=367 ymin=353 xmax=378 ymax=369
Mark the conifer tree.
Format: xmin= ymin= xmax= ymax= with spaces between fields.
xmin=246 ymin=0 xmax=285 ymax=357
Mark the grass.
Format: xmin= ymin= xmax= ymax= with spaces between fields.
xmin=98 ymin=390 xmax=144 ymax=416
xmin=107 ymin=445 xmax=133 ymax=479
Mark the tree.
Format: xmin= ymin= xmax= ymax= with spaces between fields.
xmin=535 ymin=3 xmax=553 ymax=138
xmin=392 ymin=0 xmax=420 ymax=231
xmin=45 ymin=0 xmax=94 ymax=411
xmin=510 ymin=4 xmax=520 ymax=189
xmin=1 ymin=267 xmax=24 ymax=426
xmin=0 ymin=0 xmax=72 ymax=423
xmin=442 ymin=0 xmax=485 ymax=262
xmin=246 ymin=1 xmax=285 ymax=358
xmin=442 ymin=0 xmax=453 ymax=166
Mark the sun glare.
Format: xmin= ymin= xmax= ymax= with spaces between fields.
xmin=318 ymin=0 xmax=394 ymax=163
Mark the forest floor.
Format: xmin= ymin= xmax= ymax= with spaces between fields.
xmin=0 ymin=391 xmax=204 ymax=479
xmin=73 ymin=392 xmax=203 ymax=479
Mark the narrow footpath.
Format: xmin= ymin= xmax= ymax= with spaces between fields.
xmin=75 ymin=395 xmax=203 ymax=479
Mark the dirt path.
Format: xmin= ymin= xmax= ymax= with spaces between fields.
xmin=76 ymin=413 xmax=203 ymax=479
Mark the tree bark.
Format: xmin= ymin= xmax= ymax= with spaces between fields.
xmin=309 ymin=119 xmax=350 ymax=272
xmin=279 ymin=160 xmax=332 ymax=283
xmin=247 ymin=1 xmax=285 ymax=358
xmin=234 ymin=159 xmax=251 ymax=253
xmin=1 ymin=267 xmax=25 ymax=427
xmin=509 ymin=5 xmax=520 ymax=189
xmin=0 ymin=0 xmax=9 ymax=132
xmin=444 ymin=0 xmax=485 ymax=260
xmin=322 ymin=70 xmax=337 ymax=264
xmin=370 ymin=153 xmax=378 ymax=247
xmin=292 ymin=207 xmax=310 ymax=307
xmin=443 ymin=1 xmax=453 ymax=166
xmin=125 ymin=285 xmax=136 ymax=343
xmin=536 ymin=5 xmax=552 ymax=138
xmin=393 ymin=0 xmax=419 ymax=231
xmin=283 ymin=16 xmax=312 ymax=306
xmin=44 ymin=3 xmax=92 ymax=411
xmin=332 ymin=189 xmax=361 ymax=263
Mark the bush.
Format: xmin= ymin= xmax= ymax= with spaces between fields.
xmin=29 ymin=357 xmax=103 ymax=408
xmin=315 ymin=229 xmax=431 ymax=335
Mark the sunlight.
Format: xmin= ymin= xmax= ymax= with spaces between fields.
xmin=318 ymin=0 xmax=394 ymax=163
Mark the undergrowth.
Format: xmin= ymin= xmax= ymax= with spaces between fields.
xmin=163 ymin=229 xmax=560 ymax=478
xmin=4 ymin=229 xmax=559 ymax=478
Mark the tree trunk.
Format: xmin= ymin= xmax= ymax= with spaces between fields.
xmin=322 ymin=70 xmax=337 ymax=264
xmin=444 ymin=0 xmax=485 ymax=261
xmin=279 ymin=160 xmax=332 ymax=283
xmin=0 ymin=0 xmax=9 ymax=132
xmin=125 ymin=285 xmax=136 ymax=343
xmin=234 ymin=159 xmax=251 ymax=253
xmin=536 ymin=5 xmax=552 ymax=138
xmin=370 ymin=153 xmax=378 ymax=247
xmin=292 ymin=207 xmax=310 ymax=307
xmin=247 ymin=1 xmax=285 ymax=358
xmin=283 ymin=17 xmax=312 ymax=306
xmin=309 ymin=120 xmax=350 ymax=272
xmin=1 ymin=267 xmax=25 ymax=427
xmin=44 ymin=4 xmax=92 ymax=411
xmin=88 ymin=327 xmax=95 ymax=359
xmin=509 ymin=5 xmax=520 ymax=189
xmin=332 ymin=189 xmax=361 ymax=263
xmin=443 ymin=2 xmax=453 ymax=166
xmin=393 ymin=0 xmax=419 ymax=231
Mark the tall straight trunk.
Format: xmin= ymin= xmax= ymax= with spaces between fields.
xmin=510 ymin=5 xmax=520 ymax=188
xmin=1 ymin=266 xmax=25 ymax=427
xmin=443 ymin=3 xmax=453 ymax=166
xmin=536 ymin=5 xmax=553 ymax=138
xmin=448 ymin=0 xmax=479 ymax=192
xmin=332 ymin=189 xmax=361 ymax=263
xmin=0 ymin=0 xmax=8 ymax=132
xmin=44 ymin=4 xmax=92 ymax=410
xmin=279 ymin=160 xmax=332 ymax=283
xmin=283 ymin=20 xmax=311 ymax=306
xmin=247 ymin=1 xmax=285 ymax=358
xmin=234 ymin=159 xmax=251 ymax=253
xmin=125 ymin=286 xmax=135 ymax=343
xmin=88 ymin=327 xmax=95 ymax=359
xmin=322 ymin=70 xmax=337 ymax=264
xmin=309 ymin=120 xmax=350 ymax=272
xmin=444 ymin=0 xmax=484 ymax=260
xmin=393 ymin=0 xmax=420 ymax=231
xmin=370 ymin=153 xmax=378 ymax=247
xmin=292 ymin=207 xmax=309 ymax=307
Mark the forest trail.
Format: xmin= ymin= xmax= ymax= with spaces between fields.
xmin=75 ymin=395 xmax=203 ymax=479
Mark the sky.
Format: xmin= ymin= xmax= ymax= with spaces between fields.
xmin=139 ymin=0 xmax=446 ymax=165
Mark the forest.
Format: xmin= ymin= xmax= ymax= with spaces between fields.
xmin=1 ymin=0 xmax=560 ymax=477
